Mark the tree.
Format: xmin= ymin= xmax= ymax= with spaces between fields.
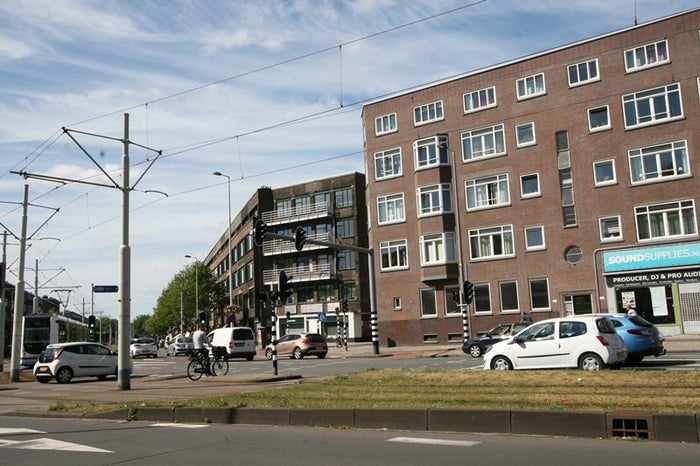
xmin=132 ymin=314 xmax=150 ymax=338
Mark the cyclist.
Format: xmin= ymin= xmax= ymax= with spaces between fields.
xmin=192 ymin=324 xmax=211 ymax=375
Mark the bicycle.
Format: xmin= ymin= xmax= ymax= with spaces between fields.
xmin=186 ymin=346 xmax=229 ymax=380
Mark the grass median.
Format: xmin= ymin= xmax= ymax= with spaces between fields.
xmin=79 ymin=367 xmax=700 ymax=414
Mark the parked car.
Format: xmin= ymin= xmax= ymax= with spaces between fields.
xmin=462 ymin=322 xmax=532 ymax=358
xmin=130 ymin=338 xmax=159 ymax=358
xmin=207 ymin=326 xmax=256 ymax=361
xmin=165 ymin=336 xmax=194 ymax=356
xmin=265 ymin=333 xmax=328 ymax=359
xmin=600 ymin=313 xmax=665 ymax=365
xmin=483 ymin=315 xmax=627 ymax=371
xmin=33 ymin=341 xmax=118 ymax=384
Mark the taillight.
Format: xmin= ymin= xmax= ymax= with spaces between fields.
xmin=228 ymin=342 xmax=233 ymax=349
xmin=627 ymin=328 xmax=651 ymax=336
xmin=301 ymin=336 xmax=310 ymax=344
xmin=596 ymin=336 xmax=609 ymax=346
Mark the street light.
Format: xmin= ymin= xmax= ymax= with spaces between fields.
xmin=212 ymin=171 xmax=233 ymax=314
xmin=184 ymin=255 xmax=199 ymax=321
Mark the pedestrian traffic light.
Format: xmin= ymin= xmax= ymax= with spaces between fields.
xmin=342 ymin=298 xmax=348 ymax=313
xmin=278 ymin=271 xmax=294 ymax=302
xmin=294 ymin=226 xmax=307 ymax=251
xmin=253 ymin=218 xmax=267 ymax=246
xmin=198 ymin=311 xmax=207 ymax=325
xmin=452 ymin=289 xmax=460 ymax=303
xmin=88 ymin=315 xmax=96 ymax=329
xmin=464 ymin=280 xmax=474 ymax=304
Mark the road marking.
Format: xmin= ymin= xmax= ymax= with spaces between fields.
xmin=387 ymin=437 xmax=480 ymax=447
xmin=150 ymin=423 xmax=209 ymax=428
xmin=0 ymin=438 xmax=112 ymax=452
xmin=0 ymin=428 xmax=45 ymax=435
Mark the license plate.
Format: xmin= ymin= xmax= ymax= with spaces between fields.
xmin=617 ymin=351 xmax=626 ymax=359
xmin=37 ymin=367 xmax=48 ymax=373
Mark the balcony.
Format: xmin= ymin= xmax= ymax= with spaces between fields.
xmin=261 ymin=201 xmax=331 ymax=226
xmin=262 ymin=231 xmax=332 ymax=256
xmin=262 ymin=263 xmax=335 ymax=286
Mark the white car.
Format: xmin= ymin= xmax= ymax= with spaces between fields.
xmin=166 ymin=336 xmax=194 ymax=356
xmin=483 ymin=315 xmax=627 ymax=371
xmin=130 ymin=338 xmax=159 ymax=358
xmin=33 ymin=342 xmax=118 ymax=384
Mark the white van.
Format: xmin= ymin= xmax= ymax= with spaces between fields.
xmin=207 ymin=326 xmax=256 ymax=361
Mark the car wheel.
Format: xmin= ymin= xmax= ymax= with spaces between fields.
xmin=626 ymin=355 xmax=643 ymax=366
xmin=36 ymin=377 xmax=50 ymax=384
xmin=96 ymin=375 xmax=108 ymax=381
xmin=579 ymin=353 xmax=603 ymax=371
xmin=246 ymin=355 xmax=254 ymax=361
xmin=292 ymin=347 xmax=303 ymax=359
xmin=265 ymin=348 xmax=273 ymax=360
xmin=491 ymin=356 xmax=512 ymax=370
xmin=55 ymin=367 xmax=73 ymax=384
xmin=468 ymin=344 xmax=482 ymax=358
xmin=317 ymin=352 xmax=327 ymax=359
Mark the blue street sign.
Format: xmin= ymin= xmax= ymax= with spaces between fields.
xmin=317 ymin=311 xmax=326 ymax=322
xmin=93 ymin=285 xmax=118 ymax=293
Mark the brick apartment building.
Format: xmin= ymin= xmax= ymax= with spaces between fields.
xmin=204 ymin=172 xmax=369 ymax=344
xmin=362 ymin=8 xmax=700 ymax=346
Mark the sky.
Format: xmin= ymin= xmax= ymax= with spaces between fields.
xmin=1 ymin=0 xmax=698 ymax=320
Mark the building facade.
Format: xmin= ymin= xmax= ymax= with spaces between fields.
xmin=362 ymin=9 xmax=700 ymax=345
xmin=204 ymin=172 xmax=369 ymax=344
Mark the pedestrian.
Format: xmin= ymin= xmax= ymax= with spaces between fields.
xmin=625 ymin=304 xmax=638 ymax=316
xmin=521 ymin=312 xmax=533 ymax=323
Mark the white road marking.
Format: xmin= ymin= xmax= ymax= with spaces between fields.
xmin=150 ymin=423 xmax=209 ymax=428
xmin=387 ymin=437 xmax=480 ymax=447
xmin=0 ymin=428 xmax=45 ymax=435
xmin=0 ymin=438 xmax=112 ymax=452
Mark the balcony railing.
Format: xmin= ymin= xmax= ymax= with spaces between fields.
xmin=262 ymin=231 xmax=332 ymax=256
xmin=262 ymin=263 xmax=335 ymax=286
xmin=261 ymin=201 xmax=331 ymax=225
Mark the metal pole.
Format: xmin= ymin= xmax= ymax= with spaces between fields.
xmin=180 ymin=291 xmax=184 ymax=335
xmin=10 ymin=184 xmax=29 ymax=382
xmin=368 ymin=249 xmax=379 ymax=355
xmin=0 ymin=231 xmax=7 ymax=372
xmin=271 ymin=303 xmax=278 ymax=376
xmin=32 ymin=259 xmax=38 ymax=314
xmin=449 ymin=147 xmax=470 ymax=340
xmin=118 ymin=113 xmax=131 ymax=390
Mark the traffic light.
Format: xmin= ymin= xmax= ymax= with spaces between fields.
xmin=88 ymin=315 xmax=96 ymax=330
xmin=255 ymin=291 xmax=268 ymax=302
xmin=253 ymin=218 xmax=267 ymax=246
xmin=452 ymin=289 xmax=460 ymax=303
xmin=198 ymin=311 xmax=207 ymax=326
xmin=278 ymin=271 xmax=294 ymax=303
xmin=294 ymin=226 xmax=307 ymax=251
xmin=342 ymin=298 xmax=348 ymax=313
xmin=464 ymin=280 xmax=475 ymax=304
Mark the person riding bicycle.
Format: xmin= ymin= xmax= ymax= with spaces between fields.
xmin=192 ymin=324 xmax=211 ymax=375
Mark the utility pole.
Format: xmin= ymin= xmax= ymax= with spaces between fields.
xmin=10 ymin=184 xmax=29 ymax=382
xmin=0 ymin=231 xmax=7 ymax=373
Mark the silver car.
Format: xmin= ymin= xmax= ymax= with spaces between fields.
xmin=33 ymin=342 xmax=118 ymax=384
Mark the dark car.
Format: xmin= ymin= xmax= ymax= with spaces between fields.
xmin=462 ymin=322 xmax=531 ymax=358
xmin=600 ymin=313 xmax=665 ymax=365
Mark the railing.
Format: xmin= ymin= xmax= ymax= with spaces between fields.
xmin=261 ymin=201 xmax=331 ymax=225
xmin=262 ymin=231 xmax=332 ymax=256
xmin=262 ymin=263 xmax=335 ymax=285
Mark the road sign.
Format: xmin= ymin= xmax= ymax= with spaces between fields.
xmin=317 ymin=311 xmax=326 ymax=322
xmin=93 ymin=285 xmax=118 ymax=293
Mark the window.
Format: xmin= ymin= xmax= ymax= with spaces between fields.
xmin=636 ymin=200 xmax=697 ymax=241
xmin=520 ymin=173 xmax=540 ymax=198
xmin=593 ymin=159 xmax=616 ymax=186
xmin=393 ymin=297 xmax=402 ymax=310
xmin=622 ymin=83 xmax=683 ymax=129
xmin=466 ymin=173 xmax=510 ymax=210
xmin=599 ymin=215 xmax=622 ymax=242
xmin=414 ymin=100 xmax=444 ymax=125
xmin=336 ymin=218 xmax=354 ymax=238
xmin=499 ymin=280 xmax=519 ymax=313
xmin=524 ymin=225 xmax=545 ymax=251
xmin=568 ymin=58 xmax=600 ymax=86
xmin=469 ymin=225 xmax=514 ymax=260
xmin=515 ymin=122 xmax=536 ymax=147
xmin=377 ymin=193 xmax=405 ymax=224
xmin=565 ymin=246 xmax=582 ymax=265
xmin=414 ymin=134 xmax=449 ymax=169
xmin=374 ymin=148 xmax=402 ymax=180
xmin=420 ymin=288 xmax=437 ymax=317
xmin=419 ymin=232 xmax=455 ymax=265
xmin=629 ymin=140 xmax=690 ymax=184
xmin=318 ymin=284 xmax=334 ymax=302
xmin=625 ymin=39 xmax=669 ymax=72
xmin=380 ymin=239 xmax=408 ymax=270
xmin=559 ymin=321 xmax=587 ymax=339
xmin=276 ymin=199 xmax=292 ymax=218
xmin=375 ymin=113 xmax=397 ymax=135
xmin=335 ymin=187 xmax=353 ymax=208
xmin=473 ymin=283 xmax=491 ymax=314
xmin=417 ymin=183 xmax=452 ymax=216
xmin=337 ymin=250 xmax=356 ymax=270
xmin=529 ymin=278 xmax=550 ymax=310
xmin=463 ymin=86 xmax=496 ymax=113
xmin=516 ymin=72 xmax=545 ymax=100
xmin=461 ymin=124 xmax=506 ymax=161
xmin=445 ymin=285 xmax=461 ymax=315
xmin=588 ymin=106 xmax=610 ymax=131
xmin=341 ymin=281 xmax=357 ymax=301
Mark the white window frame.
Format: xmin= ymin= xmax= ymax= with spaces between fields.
xmin=628 ymin=140 xmax=690 ymax=185
xmin=520 ymin=173 xmax=540 ymax=198
xmin=377 ymin=193 xmax=405 ymax=225
xmin=468 ymin=224 xmax=515 ymax=260
xmin=515 ymin=121 xmax=536 ymax=147
xmin=624 ymin=39 xmax=669 ymax=72
xmin=529 ymin=277 xmax=551 ymax=311
xmin=635 ymin=200 xmax=697 ymax=242
xmin=461 ymin=123 xmax=506 ymax=161
xmin=622 ymin=83 xmax=683 ymax=129
xmin=593 ymin=159 xmax=616 ymax=186
xmin=419 ymin=232 xmax=455 ymax=266
xmin=599 ymin=215 xmax=622 ymax=242
xmin=374 ymin=148 xmax=402 ymax=180
xmin=568 ymin=58 xmax=600 ymax=87
xmin=499 ymin=280 xmax=519 ymax=314
xmin=465 ymin=173 xmax=510 ymax=211
xmin=413 ymin=100 xmax=444 ymax=126
xmin=524 ymin=225 xmax=545 ymax=251
xmin=588 ymin=105 xmax=611 ymax=132
xmin=375 ymin=113 xmax=397 ymax=135
xmin=516 ymin=72 xmax=545 ymax=100
xmin=463 ymin=86 xmax=496 ymax=113
xmin=417 ymin=183 xmax=452 ymax=217
xmin=420 ymin=287 xmax=437 ymax=318
xmin=414 ymin=134 xmax=449 ymax=169
xmin=379 ymin=239 xmax=409 ymax=270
